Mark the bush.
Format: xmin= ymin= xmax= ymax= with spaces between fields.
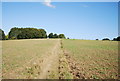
xmin=58 ymin=34 xmax=66 ymax=39
xmin=102 ymin=38 xmax=110 ymax=41
xmin=11 ymin=37 xmax=17 ymax=40
xmin=5 ymin=35 xmax=9 ymax=40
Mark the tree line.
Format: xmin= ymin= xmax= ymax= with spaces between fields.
xmin=8 ymin=27 xmax=47 ymax=39
xmin=0 ymin=27 xmax=66 ymax=40
xmin=97 ymin=37 xmax=120 ymax=41
xmin=48 ymin=33 xmax=65 ymax=39
xmin=0 ymin=27 xmax=120 ymax=41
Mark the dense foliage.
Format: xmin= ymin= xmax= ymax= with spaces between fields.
xmin=117 ymin=36 xmax=120 ymax=41
xmin=113 ymin=36 xmax=120 ymax=41
xmin=0 ymin=29 xmax=5 ymax=40
xmin=0 ymin=28 xmax=119 ymax=41
xmin=48 ymin=33 xmax=54 ymax=38
xmin=102 ymin=38 xmax=110 ymax=41
xmin=48 ymin=33 xmax=65 ymax=38
xmin=8 ymin=27 xmax=47 ymax=39
xmin=58 ymin=34 xmax=66 ymax=38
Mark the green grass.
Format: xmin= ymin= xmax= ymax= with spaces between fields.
xmin=62 ymin=39 xmax=118 ymax=79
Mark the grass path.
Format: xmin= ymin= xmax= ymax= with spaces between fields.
xmin=39 ymin=39 xmax=60 ymax=79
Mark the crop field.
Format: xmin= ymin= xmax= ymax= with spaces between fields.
xmin=2 ymin=39 xmax=60 ymax=79
xmin=2 ymin=39 xmax=118 ymax=79
xmin=62 ymin=39 xmax=118 ymax=79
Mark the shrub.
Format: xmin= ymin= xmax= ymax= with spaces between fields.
xmin=102 ymin=38 xmax=110 ymax=41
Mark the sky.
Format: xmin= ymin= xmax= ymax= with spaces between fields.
xmin=1 ymin=2 xmax=118 ymax=40
xmin=1 ymin=0 xmax=120 ymax=2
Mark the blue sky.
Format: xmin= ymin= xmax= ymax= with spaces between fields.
xmin=1 ymin=2 xmax=118 ymax=40
xmin=1 ymin=0 xmax=120 ymax=2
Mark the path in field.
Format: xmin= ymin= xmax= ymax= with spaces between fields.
xmin=2 ymin=39 xmax=61 ymax=79
xmin=39 ymin=39 xmax=84 ymax=79
xmin=58 ymin=40 xmax=84 ymax=79
xmin=2 ymin=39 xmax=85 ymax=79
xmin=39 ymin=39 xmax=60 ymax=79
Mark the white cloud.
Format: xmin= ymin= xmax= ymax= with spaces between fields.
xmin=43 ymin=0 xmax=56 ymax=8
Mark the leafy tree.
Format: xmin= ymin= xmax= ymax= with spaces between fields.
xmin=48 ymin=33 xmax=54 ymax=38
xmin=112 ymin=36 xmax=120 ymax=41
xmin=113 ymin=38 xmax=117 ymax=41
xmin=0 ymin=29 xmax=5 ymax=40
xmin=8 ymin=27 xmax=21 ymax=39
xmin=58 ymin=34 xmax=66 ymax=39
xmin=53 ymin=34 xmax=58 ymax=38
xmin=8 ymin=27 xmax=47 ymax=39
xmin=117 ymin=36 xmax=120 ymax=41
xmin=102 ymin=38 xmax=110 ymax=41
xmin=40 ymin=29 xmax=47 ymax=38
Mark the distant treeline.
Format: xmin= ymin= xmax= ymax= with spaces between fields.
xmin=48 ymin=33 xmax=65 ymax=39
xmin=0 ymin=27 xmax=66 ymax=40
xmin=98 ymin=37 xmax=120 ymax=41
xmin=0 ymin=28 xmax=119 ymax=41
xmin=8 ymin=28 xmax=47 ymax=39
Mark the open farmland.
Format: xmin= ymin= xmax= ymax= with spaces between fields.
xmin=62 ymin=39 xmax=118 ymax=79
xmin=2 ymin=39 xmax=118 ymax=79
xmin=2 ymin=39 xmax=60 ymax=79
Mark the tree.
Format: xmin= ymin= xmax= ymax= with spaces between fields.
xmin=8 ymin=27 xmax=47 ymax=39
xmin=40 ymin=29 xmax=47 ymax=38
xmin=53 ymin=34 xmax=58 ymax=38
xmin=58 ymin=34 xmax=66 ymax=39
xmin=102 ymin=38 xmax=110 ymax=41
xmin=48 ymin=33 xmax=54 ymax=38
xmin=112 ymin=36 xmax=120 ymax=41
xmin=0 ymin=29 xmax=5 ymax=40
xmin=113 ymin=38 xmax=117 ymax=41
xmin=8 ymin=27 xmax=21 ymax=39
xmin=117 ymin=36 xmax=120 ymax=41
